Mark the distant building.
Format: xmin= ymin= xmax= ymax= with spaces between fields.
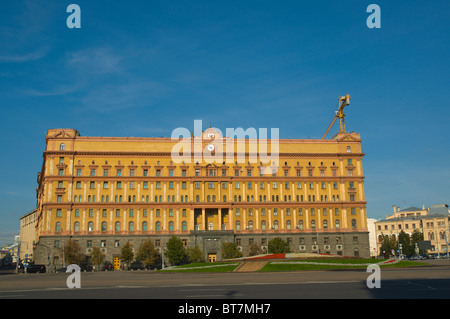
xmin=374 ymin=204 xmax=450 ymax=256
xmin=19 ymin=209 xmax=38 ymax=261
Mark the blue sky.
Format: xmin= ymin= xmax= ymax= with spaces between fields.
xmin=0 ymin=1 xmax=449 ymax=243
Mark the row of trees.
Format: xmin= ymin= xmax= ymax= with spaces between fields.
xmin=378 ymin=229 xmax=425 ymax=258
xmin=63 ymin=236 xmax=293 ymax=269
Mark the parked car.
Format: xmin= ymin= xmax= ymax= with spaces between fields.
xmin=26 ymin=263 xmax=46 ymax=273
xmin=129 ymin=261 xmax=145 ymax=270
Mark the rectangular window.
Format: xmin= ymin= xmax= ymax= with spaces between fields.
xmin=143 ymin=169 xmax=148 ymax=176
xmin=130 ymin=169 xmax=135 ymax=176
xmin=76 ymin=169 xmax=82 ymax=176
xmin=103 ymin=169 xmax=109 ymax=176
xmin=103 ymin=181 xmax=108 ymax=189
xmin=143 ymin=181 xmax=148 ymax=189
xmin=117 ymin=169 xmax=122 ymax=176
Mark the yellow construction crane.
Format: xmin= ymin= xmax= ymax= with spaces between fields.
xmin=321 ymin=93 xmax=351 ymax=139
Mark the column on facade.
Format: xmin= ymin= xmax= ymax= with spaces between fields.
xmin=201 ymin=208 xmax=205 ymax=230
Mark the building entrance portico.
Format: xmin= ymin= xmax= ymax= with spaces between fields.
xmin=194 ymin=208 xmax=229 ymax=231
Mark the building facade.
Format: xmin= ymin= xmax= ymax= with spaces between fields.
xmin=375 ymin=204 xmax=450 ymax=256
xmin=19 ymin=209 xmax=38 ymax=261
xmin=34 ymin=127 xmax=369 ymax=268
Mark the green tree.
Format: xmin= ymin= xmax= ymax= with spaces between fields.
xmin=398 ymin=230 xmax=413 ymax=256
xmin=165 ymin=236 xmax=187 ymax=266
xmin=90 ymin=246 xmax=106 ymax=271
xmin=221 ymin=242 xmax=242 ymax=260
xmin=379 ymin=234 xmax=397 ymax=258
xmin=64 ymin=239 xmax=84 ymax=265
xmin=120 ymin=242 xmax=134 ymax=268
xmin=136 ymin=239 xmax=159 ymax=268
xmin=268 ymin=237 xmax=291 ymax=254
xmin=249 ymin=242 xmax=264 ymax=256
xmin=186 ymin=245 xmax=205 ymax=263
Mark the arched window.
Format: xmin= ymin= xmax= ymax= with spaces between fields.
xmin=88 ymin=222 xmax=94 ymax=232
xmin=311 ymin=220 xmax=316 ymax=230
xmin=286 ymin=220 xmax=291 ymax=230
xmin=335 ymin=219 xmax=340 ymax=229
xmin=351 ymin=219 xmax=357 ymax=228
xmin=169 ymin=221 xmax=174 ymax=231
xmin=129 ymin=222 xmax=134 ymax=231
xmin=347 ymin=146 xmax=351 ymax=153
xmin=101 ymin=222 xmax=107 ymax=232
xmin=248 ymin=220 xmax=253 ymax=230
xmin=182 ymin=221 xmax=187 ymax=231
xmin=236 ymin=220 xmax=241 ymax=230
xmin=74 ymin=222 xmax=80 ymax=232
xmin=323 ymin=219 xmax=328 ymax=229
xmin=60 ymin=143 xmax=65 ymax=151
xmin=55 ymin=222 xmax=61 ymax=232
xmin=156 ymin=221 xmax=161 ymax=231
xmin=261 ymin=220 xmax=266 ymax=230
xmin=208 ymin=221 xmax=213 ymax=230
xmin=142 ymin=222 xmax=148 ymax=231
xmin=115 ymin=222 xmax=121 ymax=232
xmin=273 ymin=220 xmax=279 ymax=230
xmin=298 ymin=220 xmax=304 ymax=230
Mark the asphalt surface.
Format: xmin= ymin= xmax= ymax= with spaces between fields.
xmin=1 ymin=259 xmax=450 ymax=300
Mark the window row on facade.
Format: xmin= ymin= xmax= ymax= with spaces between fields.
xmin=53 ymin=218 xmax=359 ymax=233
xmin=53 ymin=156 xmax=359 ymax=178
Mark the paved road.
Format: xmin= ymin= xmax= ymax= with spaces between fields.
xmin=1 ymin=260 xmax=450 ymax=300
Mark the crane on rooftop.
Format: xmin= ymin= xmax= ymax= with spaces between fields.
xmin=321 ymin=93 xmax=351 ymax=139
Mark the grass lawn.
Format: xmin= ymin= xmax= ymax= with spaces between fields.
xmin=259 ymin=258 xmax=428 ymax=272
xmin=159 ymin=262 xmax=240 ymax=272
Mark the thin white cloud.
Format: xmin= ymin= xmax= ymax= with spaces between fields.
xmin=66 ymin=47 xmax=124 ymax=74
xmin=0 ymin=46 xmax=49 ymax=63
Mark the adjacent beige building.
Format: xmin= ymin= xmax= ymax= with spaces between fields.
xmin=375 ymin=204 xmax=450 ymax=256
xmin=19 ymin=209 xmax=38 ymax=261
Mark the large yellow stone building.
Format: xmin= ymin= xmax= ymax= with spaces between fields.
xmin=34 ymin=126 xmax=369 ymax=268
